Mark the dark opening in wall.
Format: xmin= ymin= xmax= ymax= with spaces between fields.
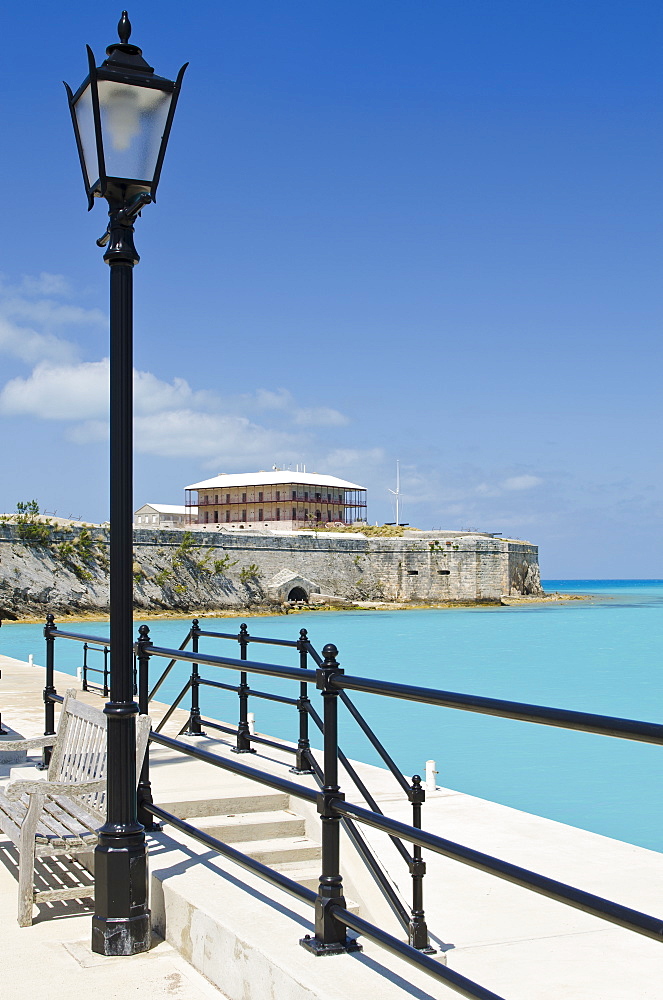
xmin=288 ymin=587 xmax=308 ymax=602
xmin=438 ymin=570 xmax=450 ymax=575
xmin=407 ymin=570 xmax=419 ymax=576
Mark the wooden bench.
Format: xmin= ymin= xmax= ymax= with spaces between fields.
xmin=0 ymin=690 xmax=150 ymax=926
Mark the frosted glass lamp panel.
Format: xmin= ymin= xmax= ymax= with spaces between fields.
xmin=73 ymin=84 xmax=99 ymax=189
xmin=97 ymin=80 xmax=172 ymax=182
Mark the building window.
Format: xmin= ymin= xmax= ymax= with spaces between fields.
xmin=276 ymin=491 xmax=280 ymax=501
xmin=226 ymin=511 xmax=230 ymax=522
xmin=204 ymin=512 xmax=209 ymax=523
xmin=226 ymin=494 xmax=230 ymax=504
xmin=407 ymin=570 xmax=419 ymax=576
xmin=316 ymin=511 xmax=321 ymax=521
xmin=242 ymin=510 xmax=246 ymax=521
xmin=258 ymin=509 xmax=263 ymax=521
xmin=315 ymin=493 xmax=321 ymax=500
xmin=203 ymin=495 xmax=208 ymax=504
xmin=214 ymin=510 xmax=218 ymax=522
xmin=327 ymin=493 xmax=331 ymax=502
xmin=214 ymin=494 xmax=218 ymax=503
xmin=292 ymin=490 xmax=296 ymax=500
xmin=292 ymin=507 xmax=296 ymax=519
xmin=304 ymin=492 xmax=308 ymax=501
xmin=276 ymin=508 xmax=280 ymax=520
xmin=242 ymin=493 xmax=247 ymax=503
xmin=258 ymin=491 xmax=263 ymax=502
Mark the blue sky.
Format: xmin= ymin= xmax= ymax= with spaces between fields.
xmin=0 ymin=1 xmax=660 ymax=577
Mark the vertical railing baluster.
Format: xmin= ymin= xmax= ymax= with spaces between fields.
xmin=82 ymin=642 xmax=89 ymax=691
xmin=39 ymin=613 xmax=57 ymax=770
xmin=184 ymin=619 xmax=205 ymax=736
xmin=291 ymin=627 xmax=313 ymax=774
xmin=136 ymin=624 xmax=160 ymax=831
xmin=103 ymin=645 xmax=109 ymax=698
xmin=233 ymin=623 xmax=254 ymax=752
xmin=408 ymin=774 xmax=435 ymax=953
xmin=301 ymin=643 xmax=361 ymax=956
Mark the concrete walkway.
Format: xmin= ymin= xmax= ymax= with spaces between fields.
xmin=1 ymin=652 xmax=662 ymax=1000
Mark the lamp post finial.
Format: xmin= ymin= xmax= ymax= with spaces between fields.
xmin=118 ymin=10 xmax=132 ymax=44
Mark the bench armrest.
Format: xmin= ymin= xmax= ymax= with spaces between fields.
xmin=6 ymin=778 xmax=106 ymax=801
xmin=0 ymin=735 xmax=56 ymax=752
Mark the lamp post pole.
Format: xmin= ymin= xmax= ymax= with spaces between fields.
xmin=91 ymin=199 xmax=149 ymax=956
xmin=65 ymin=10 xmax=186 ymax=957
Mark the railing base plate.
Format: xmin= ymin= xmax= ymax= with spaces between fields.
xmin=299 ymin=934 xmax=363 ymax=956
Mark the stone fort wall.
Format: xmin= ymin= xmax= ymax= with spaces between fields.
xmin=0 ymin=524 xmax=541 ymax=617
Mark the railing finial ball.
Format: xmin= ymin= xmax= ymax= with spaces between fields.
xmin=322 ymin=642 xmax=339 ymax=664
xmin=192 ymin=617 xmax=199 ymax=626
xmin=46 ymin=613 xmax=55 ymax=625
xmin=138 ymin=623 xmax=150 ymax=638
xmin=412 ymin=774 xmax=421 ymax=786
xmin=240 ymin=623 xmax=249 ymax=635
xmin=300 ymin=627 xmax=308 ymax=638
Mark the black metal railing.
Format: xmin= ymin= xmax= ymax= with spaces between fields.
xmin=80 ymin=641 xmax=110 ymax=697
xmin=148 ymin=620 xmax=422 ymax=940
xmin=39 ymin=614 xmax=663 ymax=1000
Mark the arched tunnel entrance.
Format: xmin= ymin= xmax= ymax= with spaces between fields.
xmin=287 ymin=586 xmax=308 ymax=602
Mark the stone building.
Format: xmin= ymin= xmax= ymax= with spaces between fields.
xmin=134 ymin=503 xmax=189 ymax=528
xmin=184 ymin=471 xmax=367 ymax=530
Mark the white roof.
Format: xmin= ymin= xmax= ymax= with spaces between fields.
xmin=135 ymin=504 xmax=187 ymax=515
xmin=186 ymin=471 xmax=366 ymax=491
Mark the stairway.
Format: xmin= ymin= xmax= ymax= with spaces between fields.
xmin=158 ymin=789 xmax=360 ymax=913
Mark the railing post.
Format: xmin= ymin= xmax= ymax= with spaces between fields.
xmin=136 ymin=625 xmax=160 ymax=831
xmin=408 ymin=774 xmax=435 ymax=953
xmin=301 ymin=644 xmax=361 ymax=956
xmin=233 ymin=623 xmax=254 ymax=753
xmin=82 ymin=643 xmax=89 ymax=692
xmin=183 ymin=619 xmax=205 ymax=736
xmin=291 ymin=628 xmax=314 ymax=774
xmin=103 ymin=645 xmax=109 ymax=698
xmin=39 ymin=613 xmax=57 ymax=770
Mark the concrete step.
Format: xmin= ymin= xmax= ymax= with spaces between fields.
xmin=271 ymin=858 xmax=321 ymax=892
xmin=183 ymin=809 xmax=306 ymax=844
xmin=233 ymin=835 xmax=322 ymax=866
xmin=158 ymin=791 xmax=289 ymax=820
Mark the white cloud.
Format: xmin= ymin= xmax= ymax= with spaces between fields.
xmin=502 ymin=475 xmax=543 ymax=491
xmin=293 ymin=407 xmax=349 ymax=427
xmin=0 ymin=361 xmax=218 ymax=422
xmin=322 ymin=447 xmax=385 ymax=469
xmin=0 ymin=271 xmax=104 ymax=364
xmin=253 ymin=388 xmax=293 ymax=410
xmin=0 ymin=360 xmax=109 ymax=419
xmin=135 ymin=410 xmax=302 ymax=460
xmin=251 ymin=388 xmax=350 ymax=427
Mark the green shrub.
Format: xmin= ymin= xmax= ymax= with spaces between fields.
xmin=14 ymin=500 xmax=52 ymax=544
xmin=212 ymin=555 xmax=237 ymax=575
xmin=239 ymin=563 xmax=262 ymax=584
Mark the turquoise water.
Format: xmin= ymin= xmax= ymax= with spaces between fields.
xmin=2 ymin=580 xmax=661 ymax=852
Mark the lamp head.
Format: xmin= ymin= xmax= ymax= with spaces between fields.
xmin=65 ymin=10 xmax=187 ymax=209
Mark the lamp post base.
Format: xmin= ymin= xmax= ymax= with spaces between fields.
xmin=91 ymin=834 xmax=151 ymax=956
xmin=92 ymin=913 xmax=151 ymax=956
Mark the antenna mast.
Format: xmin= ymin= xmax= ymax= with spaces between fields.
xmin=388 ymin=460 xmax=401 ymax=524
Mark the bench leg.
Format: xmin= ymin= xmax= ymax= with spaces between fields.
xmin=17 ymin=793 xmax=43 ymax=927
xmin=17 ymin=845 xmax=35 ymax=927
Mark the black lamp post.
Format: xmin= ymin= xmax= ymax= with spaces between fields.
xmin=65 ymin=11 xmax=186 ymax=957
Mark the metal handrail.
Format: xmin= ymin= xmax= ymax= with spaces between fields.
xmin=334 ymin=674 xmax=663 ymax=744
xmin=334 ymin=799 xmax=663 ymax=943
